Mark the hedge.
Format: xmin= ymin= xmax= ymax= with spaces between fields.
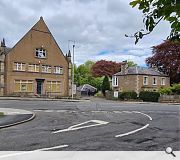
xmin=139 ymin=91 xmax=160 ymax=102
xmin=119 ymin=91 xmax=137 ymax=100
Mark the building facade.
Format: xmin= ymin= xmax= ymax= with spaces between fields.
xmin=0 ymin=17 xmax=72 ymax=97
xmin=112 ymin=62 xmax=170 ymax=94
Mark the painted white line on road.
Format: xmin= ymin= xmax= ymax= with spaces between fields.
xmin=122 ymin=111 xmax=132 ymax=114
xmin=57 ymin=110 xmax=68 ymax=113
xmin=113 ymin=111 xmax=122 ymax=114
xmin=44 ymin=110 xmax=54 ymax=112
xmin=115 ymin=124 xmax=149 ymax=138
xmin=36 ymin=145 xmax=68 ymax=151
xmin=132 ymin=111 xmax=153 ymax=121
xmin=53 ymin=120 xmax=109 ymax=134
xmin=0 ymin=145 xmax=68 ymax=158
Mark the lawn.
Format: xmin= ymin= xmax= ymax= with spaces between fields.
xmin=0 ymin=112 xmax=4 ymax=117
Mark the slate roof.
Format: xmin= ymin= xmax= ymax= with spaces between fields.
xmin=77 ymin=84 xmax=97 ymax=92
xmin=114 ymin=66 xmax=168 ymax=77
xmin=0 ymin=47 xmax=11 ymax=55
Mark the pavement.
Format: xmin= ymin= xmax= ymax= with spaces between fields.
xmin=0 ymin=108 xmax=35 ymax=129
xmin=0 ymin=96 xmax=179 ymax=105
xmin=0 ymin=96 xmax=90 ymax=102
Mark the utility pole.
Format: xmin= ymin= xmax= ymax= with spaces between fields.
xmin=68 ymin=40 xmax=75 ymax=99
xmin=72 ymin=43 xmax=75 ymax=99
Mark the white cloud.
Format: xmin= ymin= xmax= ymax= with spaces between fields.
xmin=0 ymin=0 xmax=171 ymax=67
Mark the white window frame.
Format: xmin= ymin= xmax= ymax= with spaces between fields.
xmin=152 ymin=77 xmax=157 ymax=85
xmin=143 ymin=76 xmax=148 ymax=85
xmin=161 ymin=77 xmax=166 ymax=85
xmin=14 ymin=80 xmax=33 ymax=92
xmin=14 ymin=62 xmax=25 ymax=71
xmin=35 ymin=48 xmax=46 ymax=58
xmin=54 ymin=66 xmax=63 ymax=74
xmin=42 ymin=65 xmax=51 ymax=73
xmin=112 ymin=76 xmax=118 ymax=87
xmin=46 ymin=81 xmax=61 ymax=93
xmin=28 ymin=64 xmax=39 ymax=72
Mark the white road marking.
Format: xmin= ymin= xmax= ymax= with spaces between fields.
xmin=0 ymin=145 xmax=68 ymax=158
xmin=113 ymin=111 xmax=122 ymax=114
xmin=52 ymin=120 xmax=109 ymax=134
xmin=36 ymin=145 xmax=68 ymax=151
xmin=115 ymin=124 xmax=150 ymax=138
xmin=122 ymin=111 xmax=132 ymax=114
xmin=57 ymin=110 xmax=68 ymax=113
xmin=44 ymin=110 xmax=54 ymax=112
xmin=132 ymin=111 xmax=153 ymax=121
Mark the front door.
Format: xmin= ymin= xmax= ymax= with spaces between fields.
xmin=36 ymin=79 xmax=44 ymax=95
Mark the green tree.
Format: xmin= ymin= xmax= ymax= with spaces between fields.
xmin=128 ymin=0 xmax=180 ymax=44
xmin=127 ymin=60 xmax=137 ymax=67
xmin=74 ymin=60 xmax=103 ymax=91
xmin=102 ymin=76 xmax=110 ymax=96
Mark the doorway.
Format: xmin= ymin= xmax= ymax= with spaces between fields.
xmin=36 ymin=79 xmax=44 ymax=95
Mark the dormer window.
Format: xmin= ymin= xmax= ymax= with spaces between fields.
xmin=35 ymin=48 xmax=46 ymax=58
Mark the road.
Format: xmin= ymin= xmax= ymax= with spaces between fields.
xmin=0 ymin=98 xmax=179 ymax=151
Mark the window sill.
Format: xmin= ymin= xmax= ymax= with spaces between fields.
xmin=13 ymin=70 xmax=26 ymax=72
xmin=54 ymin=73 xmax=63 ymax=75
xmin=41 ymin=72 xmax=52 ymax=74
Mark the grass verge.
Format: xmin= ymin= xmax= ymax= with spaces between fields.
xmin=0 ymin=112 xmax=4 ymax=117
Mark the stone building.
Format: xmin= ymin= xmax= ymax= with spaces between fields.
xmin=0 ymin=17 xmax=72 ymax=97
xmin=112 ymin=61 xmax=170 ymax=95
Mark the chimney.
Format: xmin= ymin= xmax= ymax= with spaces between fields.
xmin=151 ymin=64 xmax=158 ymax=71
xmin=121 ymin=60 xmax=128 ymax=75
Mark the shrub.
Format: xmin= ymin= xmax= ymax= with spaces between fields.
xmin=159 ymin=87 xmax=172 ymax=95
xmin=139 ymin=91 xmax=160 ymax=102
xmin=171 ymin=83 xmax=180 ymax=95
xmin=119 ymin=91 xmax=137 ymax=100
xmin=95 ymin=91 xmax=104 ymax=97
xmin=102 ymin=76 xmax=110 ymax=96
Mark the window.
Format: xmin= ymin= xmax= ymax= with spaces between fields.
xmin=143 ymin=76 xmax=148 ymax=85
xmin=54 ymin=66 xmax=63 ymax=74
xmin=28 ymin=64 xmax=40 ymax=72
xmin=46 ymin=81 xmax=61 ymax=93
xmin=152 ymin=77 xmax=157 ymax=85
xmin=13 ymin=62 xmax=26 ymax=71
xmin=42 ymin=65 xmax=51 ymax=73
xmin=112 ymin=76 xmax=118 ymax=87
xmin=14 ymin=80 xmax=33 ymax=92
xmin=35 ymin=48 xmax=46 ymax=58
xmin=161 ymin=77 xmax=166 ymax=85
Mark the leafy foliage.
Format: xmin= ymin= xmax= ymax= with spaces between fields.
xmin=129 ymin=0 xmax=180 ymax=43
xmin=119 ymin=91 xmax=138 ymax=100
xmin=74 ymin=61 xmax=103 ymax=90
xmin=159 ymin=83 xmax=180 ymax=95
xmin=159 ymin=87 xmax=172 ymax=95
xmin=146 ymin=40 xmax=180 ymax=83
xmin=171 ymin=83 xmax=180 ymax=94
xmin=139 ymin=91 xmax=160 ymax=102
xmin=102 ymin=76 xmax=110 ymax=96
xmin=91 ymin=60 xmax=122 ymax=77
xmin=127 ymin=60 xmax=137 ymax=67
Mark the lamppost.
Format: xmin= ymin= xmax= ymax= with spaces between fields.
xmin=68 ymin=40 xmax=75 ymax=99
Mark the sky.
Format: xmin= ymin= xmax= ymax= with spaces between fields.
xmin=0 ymin=0 xmax=171 ymax=66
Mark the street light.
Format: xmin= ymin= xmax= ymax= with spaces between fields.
xmin=68 ymin=40 xmax=75 ymax=99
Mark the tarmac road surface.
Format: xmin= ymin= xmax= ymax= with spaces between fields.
xmin=0 ymin=98 xmax=179 ymax=151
